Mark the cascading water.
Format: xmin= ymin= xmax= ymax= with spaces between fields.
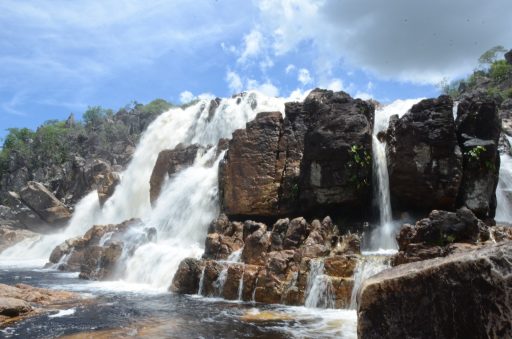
xmin=304 ymin=259 xmax=335 ymax=309
xmin=349 ymin=255 xmax=390 ymax=309
xmin=0 ymin=91 xmax=285 ymax=287
xmin=369 ymin=99 xmax=423 ymax=250
xmin=496 ymin=149 xmax=512 ymax=223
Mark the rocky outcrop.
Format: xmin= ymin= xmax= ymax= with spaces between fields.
xmin=455 ymin=93 xmax=501 ymax=220
xmin=505 ymin=49 xmax=512 ymax=65
xmin=0 ymin=283 xmax=80 ymax=326
xmin=358 ymin=241 xmax=512 ymax=339
xmin=172 ymin=214 xmax=361 ymax=308
xmin=219 ymin=112 xmax=284 ymax=216
xmin=149 ymin=144 xmax=204 ymax=206
xmin=391 ymin=207 xmax=512 ymax=266
xmin=219 ymin=89 xmax=374 ymax=218
xmin=48 ymin=218 xmax=154 ymax=280
xmin=19 ymin=181 xmax=72 ymax=227
xmin=386 ymin=95 xmax=463 ymax=212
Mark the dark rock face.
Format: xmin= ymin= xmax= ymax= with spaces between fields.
xmin=358 ymin=241 xmax=512 ymax=339
xmin=455 ymin=93 xmax=501 ymax=219
xmin=19 ymin=181 xmax=71 ymax=227
xmin=391 ymin=207 xmax=512 ymax=266
xmin=386 ymin=95 xmax=463 ymax=212
xmin=149 ymin=144 xmax=203 ymax=206
xmin=299 ymin=90 xmax=374 ymax=213
xmin=219 ymin=89 xmax=374 ymax=218
xmin=172 ymin=214 xmax=361 ymax=308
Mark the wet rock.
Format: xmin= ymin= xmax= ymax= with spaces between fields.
xmin=324 ymin=255 xmax=358 ymax=277
xmin=455 ymin=93 xmax=501 ymax=219
xmin=149 ymin=144 xmax=204 ymax=206
xmin=203 ymin=214 xmax=243 ymax=260
xmin=19 ymin=181 xmax=72 ymax=226
xmin=386 ymin=95 xmax=463 ymax=212
xmin=222 ymin=264 xmax=244 ymax=300
xmin=358 ymin=241 xmax=512 ymax=339
xmin=330 ymin=277 xmax=354 ymax=309
xmin=48 ymin=218 xmax=144 ymax=279
xmin=392 ymin=208 xmax=486 ymax=265
xmin=169 ymin=258 xmax=204 ymax=294
xmin=200 ymin=260 xmax=224 ymax=297
xmin=242 ymin=223 xmax=270 ymax=265
xmin=270 ymin=218 xmax=289 ymax=251
xmin=0 ymin=283 xmax=80 ymax=326
xmin=283 ymin=217 xmax=309 ymax=249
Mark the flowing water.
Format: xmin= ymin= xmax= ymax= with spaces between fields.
xmin=369 ymin=99 xmax=423 ymax=250
xmin=496 ymin=137 xmax=512 ymax=223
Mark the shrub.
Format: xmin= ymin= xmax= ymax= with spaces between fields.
xmin=489 ymin=60 xmax=512 ymax=82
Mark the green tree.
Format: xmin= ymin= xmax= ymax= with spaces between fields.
xmin=478 ymin=45 xmax=507 ymax=68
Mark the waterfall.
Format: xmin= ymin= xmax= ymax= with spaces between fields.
xmin=214 ymin=266 xmax=229 ymax=296
xmin=369 ymin=99 xmax=423 ymax=250
xmin=496 ymin=151 xmax=512 ymax=223
xmin=304 ymin=259 xmax=335 ymax=309
xmin=237 ymin=267 xmax=245 ymax=301
xmin=197 ymin=267 xmax=206 ymax=296
xmin=226 ymin=248 xmax=243 ymax=263
xmin=0 ymin=91 xmax=285 ymax=284
xmin=349 ymin=255 xmax=390 ymax=309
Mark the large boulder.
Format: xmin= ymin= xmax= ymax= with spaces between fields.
xmin=386 ymin=95 xmax=463 ymax=212
xmin=219 ymin=89 xmax=375 ymax=218
xmin=149 ymin=144 xmax=203 ymax=206
xmin=169 ymin=258 xmax=204 ymax=294
xmin=298 ymin=89 xmax=374 ymax=214
xmin=219 ymin=112 xmax=284 ymax=217
xmin=358 ymin=241 xmax=512 ymax=339
xmin=455 ymin=93 xmax=501 ymax=220
xmin=19 ymin=181 xmax=71 ymax=226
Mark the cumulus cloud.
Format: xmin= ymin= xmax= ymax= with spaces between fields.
xmin=285 ymin=64 xmax=296 ymax=74
xmin=238 ymin=29 xmax=264 ymax=63
xmin=179 ymin=91 xmax=195 ymax=104
xmin=254 ymin=0 xmax=512 ymax=83
xmin=325 ymin=79 xmax=344 ymax=92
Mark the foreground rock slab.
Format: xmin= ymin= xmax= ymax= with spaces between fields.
xmin=0 ymin=283 xmax=81 ymax=326
xmin=358 ymin=241 xmax=512 ymax=339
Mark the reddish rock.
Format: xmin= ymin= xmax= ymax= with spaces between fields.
xmin=169 ymin=258 xmax=204 ymax=294
xmin=19 ymin=181 xmax=71 ymax=226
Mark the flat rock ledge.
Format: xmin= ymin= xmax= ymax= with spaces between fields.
xmin=0 ymin=283 xmax=82 ymax=327
xmin=357 ymin=241 xmax=512 ymax=339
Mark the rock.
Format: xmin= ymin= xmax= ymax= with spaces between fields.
xmin=324 ymin=255 xmax=358 ymax=277
xmin=169 ymin=258 xmax=204 ymax=294
xmin=96 ymin=171 xmax=120 ymax=206
xmin=455 ymin=93 xmax=501 ymax=219
xmin=0 ymin=297 xmax=32 ymax=317
xmin=219 ymin=89 xmax=374 ymax=218
xmin=149 ymin=144 xmax=203 ymax=206
xmin=48 ymin=218 xmax=144 ymax=279
xmin=299 ymin=89 xmax=374 ymax=215
xmin=283 ymin=217 xmax=309 ymax=249
xmin=0 ymin=283 xmax=80 ymax=326
xmin=270 ymin=218 xmax=290 ymax=251
xmin=199 ymin=260 xmax=224 ymax=297
xmin=19 ymin=181 xmax=72 ymax=226
xmin=242 ymin=223 xmax=270 ymax=265
xmin=222 ymin=264 xmax=244 ymax=300
xmin=386 ymin=95 xmax=463 ymax=212
xmin=392 ymin=208 xmax=486 ymax=265
xmin=358 ymin=241 xmax=512 ymax=339
xmin=0 ymin=225 xmax=38 ymax=253
xmin=219 ymin=112 xmax=284 ymax=216
xmin=203 ymin=214 xmax=243 ymax=260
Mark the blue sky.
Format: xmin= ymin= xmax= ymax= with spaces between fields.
xmin=1 ymin=0 xmax=511 ymax=141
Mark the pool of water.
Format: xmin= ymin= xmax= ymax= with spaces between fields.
xmin=0 ymin=267 xmax=357 ymax=338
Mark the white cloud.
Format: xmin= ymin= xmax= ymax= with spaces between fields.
xmin=298 ymin=68 xmax=312 ymax=86
xmin=354 ymin=91 xmax=372 ymax=100
xmin=253 ymin=82 xmax=280 ymax=97
xmin=325 ymin=79 xmax=344 ymax=92
xmin=238 ymin=29 xmax=264 ymax=63
xmin=254 ymin=0 xmax=512 ymax=83
xmin=285 ymin=64 xmax=296 ymax=74
xmin=179 ymin=91 xmax=195 ymax=104
xmin=226 ymin=71 xmax=243 ymax=93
